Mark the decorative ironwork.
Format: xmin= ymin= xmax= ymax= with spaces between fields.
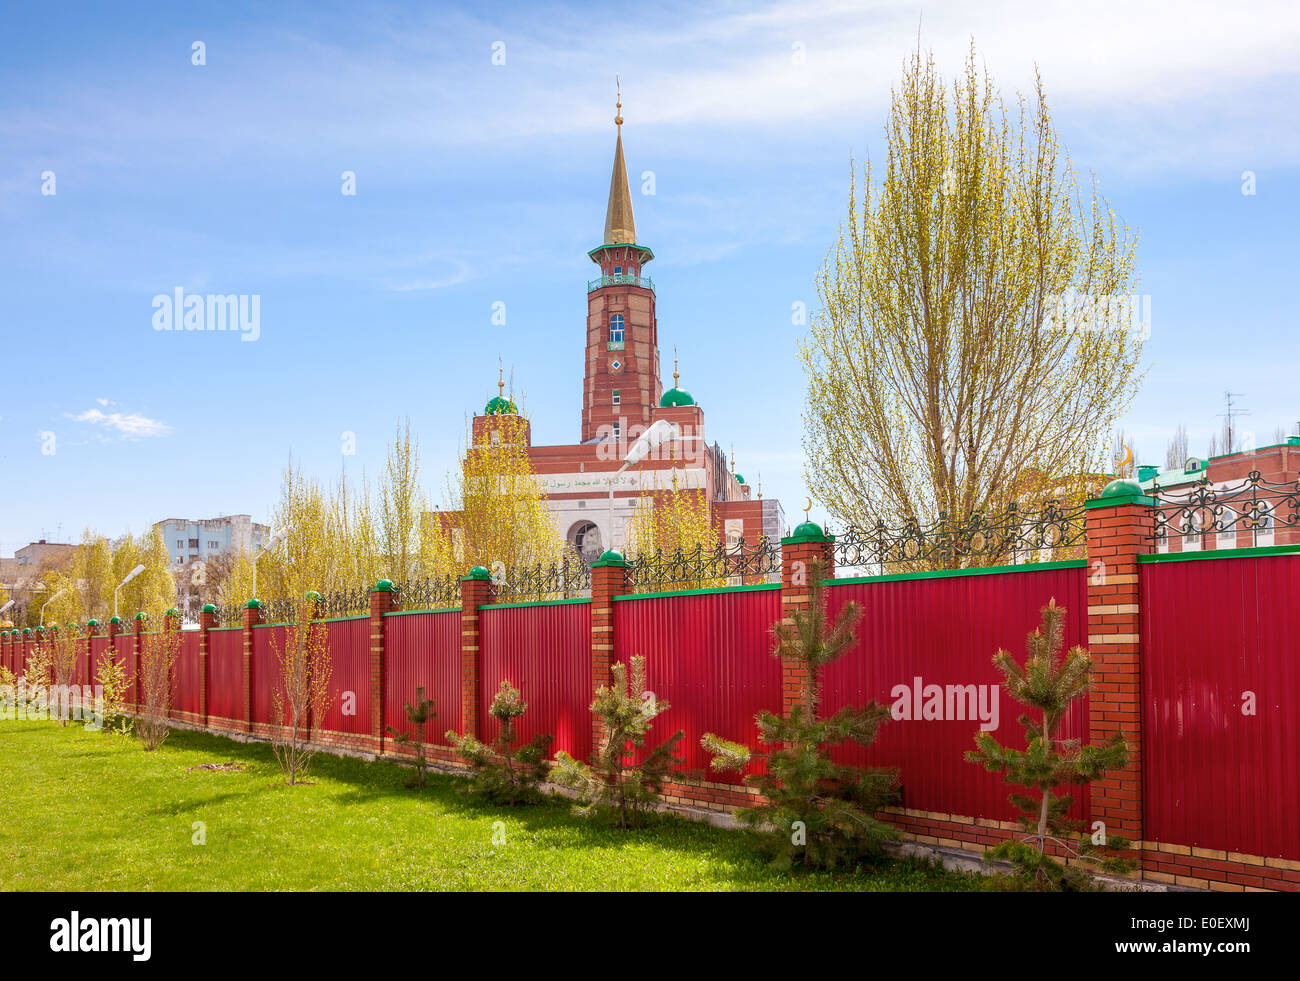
xmin=830 ymin=502 xmax=1088 ymax=574
xmin=495 ymin=553 xmax=592 ymax=604
xmin=1151 ymin=471 xmax=1300 ymax=546
xmin=623 ymin=537 xmax=782 ymax=592
xmin=394 ymin=574 xmax=462 ymax=610
xmin=212 ymin=603 xmax=245 ymax=628
xmin=587 ymin=273 xmax=654 ymax=293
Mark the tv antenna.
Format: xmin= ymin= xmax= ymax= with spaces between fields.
xmin=1217 ymin=391 xmax=1251 ymax=455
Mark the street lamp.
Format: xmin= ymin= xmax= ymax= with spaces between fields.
xmin=605 ymin=420 xmax=703 ymax=558
xmin=40 ymin=588 xmax=69 ymax=628
xmin=114 ymin=564 xmax=146 ymax=620
xmin=251 ymin=529 xmax=285 ymax=602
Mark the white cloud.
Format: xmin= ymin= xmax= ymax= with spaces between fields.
xmin=68 ymin=408 xmax=172 ymax=439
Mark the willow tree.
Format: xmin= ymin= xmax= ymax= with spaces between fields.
xmin=441 ymin=411 xmax=566 ymax=580
xmin=801 ymin=42 xmax=1143 ymax=549
xmin=626 ymin=471 xmax=725 ymax=590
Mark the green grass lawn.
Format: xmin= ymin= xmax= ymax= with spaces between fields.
xmin=0 ymin=719 xmax=980 ymax=892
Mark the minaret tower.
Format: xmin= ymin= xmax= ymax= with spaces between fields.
xmin=581 ymin=81 xmax=660 ymax=443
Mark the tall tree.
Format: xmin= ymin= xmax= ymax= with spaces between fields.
xmin=379 ymin=419 xmax=424 ymax=586
xmin=1165 ymin=424 xmax=1189 ymax=470
xmin=800 ymin=41 xmax=1143 ymax=549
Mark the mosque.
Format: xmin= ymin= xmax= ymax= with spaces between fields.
xmin=467 ymin=93 xmax=785 ymax=562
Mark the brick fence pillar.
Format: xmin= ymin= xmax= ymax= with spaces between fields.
xmin=164 ymin=608 xmax=181 ymax=721
xmin=242 ymin=599 xmax=264 ymax=734
xmin=1084 ymin=477 xmax=1154 ymax=863
xmin=369 ymin=579 xmax=397 ymax=755
xmin=779 ymin=520 xmax=836 ymax=716
xmin=458 ymin=567 xmax=496 ymax=742
xmin=199 ymin=603 xmax=215 ymax=729
xmin=589 ymin=549 xmax=629 ymax=754
xmin=130 ymin=613 xmax=145 ymax=711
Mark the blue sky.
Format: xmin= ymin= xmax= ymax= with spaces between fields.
xmin=2 ymin=0 xmax=1299 ymax=555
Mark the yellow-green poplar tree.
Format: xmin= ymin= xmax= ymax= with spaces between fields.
xmin=800 ymin=41 xmax=1143 ymax=567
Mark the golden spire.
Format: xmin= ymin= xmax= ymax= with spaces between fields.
xmin=603 ymin=78 xmax=636 ymax=245
xmin=497 ymin=357 xmax=505 ymax=397
xmin=730 ymin=445 xmax=735 ymax=473
xmin=757 ymin=473 xmax=763 ymax=500
xmin=673 ymin=346 xmax=679 ymax=388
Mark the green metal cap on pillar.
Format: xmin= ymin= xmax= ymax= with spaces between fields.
xmin=304 ymin=590 xmax=322 ymax=601
xmin=201 ymin=603 xmax=216 ymax=614
xmin=591 ymin=549 xmax=628 ymax=568
xmin=461 ymin=566 xmax=492 ymax=582
xmin=782 ymin=520 xmax=833 ymax=545
xmin=109 ymin=616 xmax=122 ymax=625
xmin=166 ymin=608 xmax=180 ymax=618
xmin=134 ymin=612 xmax=148 ymax=621
xmin=1085 ymin=477 xmax=1156 ymax=509
xmin=245 ymin=599 xmax=262 ymax=610
xmin=372 ymin=579 xmax=394 ymax=593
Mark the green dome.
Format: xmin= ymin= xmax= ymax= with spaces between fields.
xmin=734 ymin=474 xmax=745 ymax=485
xmin=792 ymin=521 xmax=826 ymax=538
xmin=484 ymin=396 xmax=518 ymax=416
xmin=659 ymin=388 xmax=695 ymax=408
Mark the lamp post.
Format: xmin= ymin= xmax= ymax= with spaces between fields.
xmin=251 ymin=529 xmax=285 ymax=603
xmin=114 ymin=564 xmax=146 ymax=620
xmin=604 ymin=419 xmax=703 ymax=558
xmin=40 ymin=588 xmax=69 ymax=628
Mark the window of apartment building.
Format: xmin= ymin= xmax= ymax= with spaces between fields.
xmin=208 ymin=540 xmax=220 ymax=549
xmin=188 ymin=539 xmax=199 ymax=550
xmin=176 ymin=539 xmax=184 ymax=549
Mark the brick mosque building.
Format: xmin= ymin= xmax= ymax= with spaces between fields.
xmin=466 ymin=95 xmax=785 ymax=562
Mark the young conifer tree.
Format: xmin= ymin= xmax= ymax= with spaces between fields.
xmin=702 ymin=559 xmax=898 ymax=869
xmin=965 ymin=598 xmax=1132 ymax=890
xmin=447 ymin=680 xmax=552 ymax=805
xmin=387 ymin=686 xmax=437 ymax=788
xmin=550 ymin=656 xmax=682 ymax=828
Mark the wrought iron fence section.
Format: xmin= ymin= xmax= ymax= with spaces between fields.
xmin=495 ymin=553 xmax=592 ymax=603
xmin=395 ymin=574 xmax=463 ymax=610
xmin=623 ymin=537 xmax=782 ymax=592
xmin=1151 ymin=471 xmax=1300 ymax=544
xmin=829 ymin=502 xmax=1088 ymax=573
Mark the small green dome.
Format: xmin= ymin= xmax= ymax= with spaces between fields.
xmin=1100 ymin=478 xmax=1145 ymax=499
xmin=109 ymin=616 xmax=122 ymax=625
xmin=373 ymin=579 xmax=394 ymax=592
xmin=465 ymin=566 xmax=492 ymax=581
xmin=484 ymin=396 xmax=518 ymax=416
xmin=87 ymin=618 xmax=99 ymax=626
xmin=201 ymin=603 xmax=216 ymax=614
xmin=734 ymin=474 xmax=745 ymax=485
xmin=659 ymin=388 xmax=695 ymax=408
xmin=792 ymin=521 xmax=826 ymax=538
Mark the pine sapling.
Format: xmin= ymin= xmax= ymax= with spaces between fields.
xmin=965 ymin=597 xmax=1132 ymax=890
xmin=550 ymin=656 xmax=683 ymax=828
xmin=387 ymin=686 xmax=437 ymax=788
xmin=447 ymin=680 xmax=552 ymax=805
xmin=702 ymin=560 xmax=899 ymax=869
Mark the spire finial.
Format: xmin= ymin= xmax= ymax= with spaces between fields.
xmin=615 ymin=75 xmax=623 ymax=128
xmin=730 ymin=445 xmax=735 ymax=473
xmin=757 ymin=473 xmax=763 ymax=500
xmin=498 ymin=356 xmax=505 ymax=397
xmin=673 ymin=345 xmax=679 ymax=387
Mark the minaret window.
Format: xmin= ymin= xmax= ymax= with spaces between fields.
xmin=612 ymin=389 xmax=621 ymax=406
xmin=610 ymin=314 xmax=625 ymax=345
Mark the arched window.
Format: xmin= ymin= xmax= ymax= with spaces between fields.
xmin=609 ymin=314 xmax=625 ymax=345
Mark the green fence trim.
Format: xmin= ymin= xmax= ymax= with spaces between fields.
xmin=320 ymin=614 xmax=370 ymax=623
xmin=209 ymin=626 xmax=243 ymax=632
xmin=1138 ymin=544 xmax=1300 ymax=564
xmin=481 ymin=598 xmax=593 ymax=610
xmin=383 ymin=608 xmax=461 ymax=616
xmin=614 ymin=581 xmax=782 ymax=602
xmin=829 ymin=558 xmax=1088 ymax=586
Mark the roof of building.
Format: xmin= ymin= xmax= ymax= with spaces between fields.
xmin=603 ymin=91 xmax=636 ymax=246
